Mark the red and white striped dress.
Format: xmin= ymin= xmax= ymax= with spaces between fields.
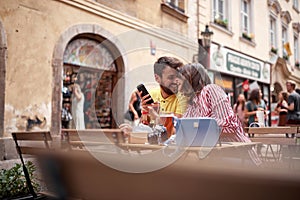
xmin=184 ymin=84 xmax=261 ymax=165
xmin=183 ymin=84 xmax=250 ymax=142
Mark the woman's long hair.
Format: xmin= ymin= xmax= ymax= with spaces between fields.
xmin=178 ymin=63 xmax=211 ymax=104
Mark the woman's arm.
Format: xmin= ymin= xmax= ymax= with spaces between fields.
xmin=128 ymin=92 xmax=139 ymax=120
xmin=74 ymin=86 xmax=82 ymax=100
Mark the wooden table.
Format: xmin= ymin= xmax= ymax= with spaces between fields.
xmin=118 ymin=142 xmax=260 ymax=164
xmin=246 ymin=126 xmax=298 ymax=161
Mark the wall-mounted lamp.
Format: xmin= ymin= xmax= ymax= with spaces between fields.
xmin=200 ymin=25 xmax=214 ymax=48
xmin=198 ymin=25 xmax=214 ymax=68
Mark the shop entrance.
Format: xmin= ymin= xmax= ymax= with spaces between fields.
xmin=62 ymin=38 xmax=118 ymax=129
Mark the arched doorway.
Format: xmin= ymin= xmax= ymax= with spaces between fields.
xmin=62 ymin=37 xmax=118 ymax=129
xmin=52 ymin=24 xmax=125 ymax=134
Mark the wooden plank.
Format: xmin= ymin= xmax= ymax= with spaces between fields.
xmin=61 ymin=129 xmax=125 ymax=150
xmin=12 ymin=131 xmax=52 ymax=141
xmin=248 ymin=127 xmax=298 ymax=134
xmin=250 ymin=137 xmax=295 ymax=145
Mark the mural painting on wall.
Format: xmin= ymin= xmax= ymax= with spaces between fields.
xmin=63 ymin=38 xmax=116 ymax=71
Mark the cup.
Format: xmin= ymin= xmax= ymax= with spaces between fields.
xmin=159 ymin=112 xmax=175 ymax=138
xmin=256 ymin=110 xmax=265 ymax=127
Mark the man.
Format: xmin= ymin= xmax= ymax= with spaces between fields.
xmin=142 ymin=56 xmax=187 ymax=118
xmin=285 ymin=80 xmax=300 ymax=138
xmin=120 ymin=56 xmax=187 ymax=137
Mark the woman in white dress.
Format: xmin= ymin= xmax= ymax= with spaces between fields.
xmin=72 ymin=83 xmax=85 ymax=129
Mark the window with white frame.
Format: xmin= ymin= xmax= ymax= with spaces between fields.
xmin=213 ymin=0 xmax=228 ymax=29
xmin=293 ymin=0 xmax=299 ymax=10
xmin=282 ymin=25 xmax=288 ymax=58
xmin=270 ymin=15 xmax=277 ymax=50
xmin=166 ymin=0 xmax=185 ymax=12
xmin=241 ymin=0 xmax=254 ymax=41
xmin=241 ymin=0 xmax=250 ymax=33
xmin=294 ymin=35 xmax=299 ymax=64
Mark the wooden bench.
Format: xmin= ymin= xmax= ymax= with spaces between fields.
xmin=11 ymin=131 xmax=55 ymax=199
xmin=61 ymin=129 xmax=125 ymax=150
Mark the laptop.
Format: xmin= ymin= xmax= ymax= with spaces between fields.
xmin=175 ymin=117 xmax=221 ymax=147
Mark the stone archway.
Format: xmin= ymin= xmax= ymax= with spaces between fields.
xmin=51 ymin=24 xmax=125 ymax=135
xmin=0 ymin=21 xmax=7 ymax=138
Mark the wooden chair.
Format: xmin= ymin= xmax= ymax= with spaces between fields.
xmin=61 ymin=129 xmax=125 ymax=151
xmin=12 ymin=131 xmax=54 ymax=199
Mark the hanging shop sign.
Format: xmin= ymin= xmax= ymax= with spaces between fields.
xmin=210 ymin=43 xmax=271 ymax=84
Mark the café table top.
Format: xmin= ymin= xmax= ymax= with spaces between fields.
xmin=118 ymin=142 xmax=260 ymax=152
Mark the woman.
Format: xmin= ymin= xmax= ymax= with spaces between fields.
xmin=178 ymin=63 xmax=250 ymax=143
xmin=245 ymin=88 xmax=266 ymax=137
xmin=276 ymin=91 xmax=288 ymax=126
xmin=233 ymin=94 xmax=246 ymax=127
xmin=72 ymin=83 xmax=85 ymax=130
xmin=178 ymin=63 xmax=261 ymax=165
xmin=125 ymin=90 xmax=142 ymax=122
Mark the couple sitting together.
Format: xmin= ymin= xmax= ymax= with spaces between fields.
xmin=121 ymin=56 xmax=261 ymax=165
xmin=122 ymin=56 xmax=251 ymax=144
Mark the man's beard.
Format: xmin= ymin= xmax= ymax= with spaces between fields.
xmin=160 ymin=84 xmax=178 ymax=95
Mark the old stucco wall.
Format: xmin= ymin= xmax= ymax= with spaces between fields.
xmin=0 ymin=0 xmax=197 ymax=137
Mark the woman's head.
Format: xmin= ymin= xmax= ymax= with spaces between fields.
xmin=178 ymin=63 xmax=211 ymax=96
xmin=237 ymin=94 xmax=245 ymax=102
xmin=279 ymin=91 xmax=288 ymax=102
xmin=249 ymin=88 xmax=261 ymax=103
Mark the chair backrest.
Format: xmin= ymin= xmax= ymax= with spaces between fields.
xmin=61 ymin=129 xmax=125 ymax=150
xmin=11 ymin=131 xmax=53 ymax=198
xmin=12 ymin=131 xmax=52 ymax=155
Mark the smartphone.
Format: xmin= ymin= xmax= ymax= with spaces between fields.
xmin=137 ymin=84 xmax=154 ymax=104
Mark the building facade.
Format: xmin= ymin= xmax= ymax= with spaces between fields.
xmin=0 ymin=0 xmax=199 ymax=159
xmin=0 ymin=0 xmax=299 ymax=159
xmin=198 ymin=0 xmax=300 ymax=125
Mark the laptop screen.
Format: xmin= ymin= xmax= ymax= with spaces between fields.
xmin=175 ymin=117 xmax=221 ymax=147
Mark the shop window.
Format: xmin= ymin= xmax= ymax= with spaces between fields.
xmin=62 ymin=38 xmax=117 ymax=129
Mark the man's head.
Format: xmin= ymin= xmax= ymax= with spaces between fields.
xmin=154 ymin=56 xmax=183 ymax=95
xmin=286 ymin=80 xmax=296 ymax=93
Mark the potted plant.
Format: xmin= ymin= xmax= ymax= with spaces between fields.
xmin=0 ymin=161 xmax=41 ymax=199
xmin=214 ymin=18 xmax=228 ymax=29
xmin=270 ymin=46 xmax=278 ymax=54
xmin=242 ymin=32 xmax=254 ymax=41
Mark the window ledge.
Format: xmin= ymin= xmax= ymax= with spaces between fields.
xmin=210 ymin=22 xmax=233 ymax=36
xmin=239 ymin=37 xmax=256 ymax=47
xmin=161 ymin=3 xmax=188 ymax=22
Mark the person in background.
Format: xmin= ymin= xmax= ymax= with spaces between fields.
xmin=125 ymin=90 xmax=142 ymax=122
xmin=245 ymin=88 xmax=267 ymax=137
xmin=284 ymin=80 xmax=300 ymax=137
xmin=233 ymin=93 xmax=246 ymax=128
xmin=72 ymin=83 xmax=85 ymax=130
xmin=275 ymin=91 xmax=289 ymax=127
xmin=178 ymin=63 xmax=261 ymax=165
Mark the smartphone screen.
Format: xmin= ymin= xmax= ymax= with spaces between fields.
xmin=137 ymin=84 xmax=154 ymax=104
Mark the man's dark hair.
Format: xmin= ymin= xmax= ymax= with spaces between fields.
xmin=296 ymin=88 xmax=300 ymax=95
xmin=154 ymin=56 xmax=183 ymax=77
